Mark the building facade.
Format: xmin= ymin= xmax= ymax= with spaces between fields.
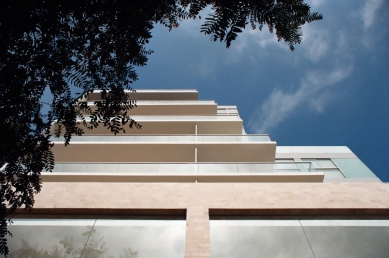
xmin=6 ymin=89 xmax=389 ymax=258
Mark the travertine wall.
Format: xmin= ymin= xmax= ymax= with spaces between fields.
xmin=17 ymin=182 xmax=389 ymax=258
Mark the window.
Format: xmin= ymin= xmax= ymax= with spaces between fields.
xmin=301 ymin=159 xmax=345 ymax=179
xmin=6 ymin=216 xmax=186 ymax=258
xmin=210 ymin=217 xmax=389 ymax=258
xmin=274 ymin=159 xmax=301 ymax=172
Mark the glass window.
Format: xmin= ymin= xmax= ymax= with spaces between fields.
xmin=210 ymin=217 xmax=389 ymax=258
xmin=274 ymin=159 xmax=300 ymax=172
xmin=301 ymin=159 xmax=344 ymax=178
xmin=6 ymin=217 xmax=186 ymax=258
xmin=301 ymin=159 xmax=337 ymax=168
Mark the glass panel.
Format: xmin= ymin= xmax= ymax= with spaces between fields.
xmin=275 ymin=159 xmax=294 ymax=162
xmin=274 ymin=159 xmax=301 ymax=172
xmin=237 ymin=164 xmax=273 ymax=173
xmin=274 ymin=163 xmax=300 ymax=170
xmin=53 ymin=135 xmax=270 ymax=143
xmin=118 ymin=164 xmax=159 ymax=173
xmin=321 ymin=169 xmax=345 ymax=179
xmin=302 ymin=159 xmax=337 ymax=168
xmin=134 ymin=136 xmax=170 ymax=142
xmin=158 ymin=163 xmax=196 ymax=173
xmin=51 ymin=163 xmax=83 ymax=172
xmin=6 ymin=218 xmax=186 ymax=258
xmin=168 ymin=136 xmax=197 ymax=142
xmin=79 ymin=163 xmax=120 ymax=172
xmin=200 ymin=136 xmax=238 ymax=142
xmin=242 ymin=135 xmax=270 ymax=142
xmin=93 ymin=219 xmax=186 ymax=258
xmin=198 ymin=164 xmax=239 ymax=173
xmin=301 ymin=221 xmax=389 ymax=257
xmin=333 ymin=158 xmax=377 ymax=178
xmin=97 ymin=136 xmax=137 ymax=142
xmin=211 ymin=219 xmax=389 ymax=258
xmin=210 ymin=220 xmax=314 ymax=258
xmin=6 ymin=219 xmax=95 ymax=257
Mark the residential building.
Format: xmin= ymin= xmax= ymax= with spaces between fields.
xmin=6 ymin=89 xmax=389 ymax=258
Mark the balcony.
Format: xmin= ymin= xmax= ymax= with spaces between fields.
xmin=86 ymin=89 xmax=199 ymax=101
xmin=51 ymin=135 xmax=271 ymax=143
xmin=41 ymin=162 xmax=324 ymax=182
xmin=52 ymin=115 xmax=244 ymax=135
xmin=81 ymin=100 xmax=218 ymax=115
xmin=51 ymin=135 xmax=276 ymax=163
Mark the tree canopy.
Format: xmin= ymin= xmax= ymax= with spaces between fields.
xmin=0 ymin=0 xmax=322 ymax=255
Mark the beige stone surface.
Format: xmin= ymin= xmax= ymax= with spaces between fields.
xmin=31 ymin=182 xmax=389 ymax=210
xmin=17 ymin=182 xmax=389 ymax=258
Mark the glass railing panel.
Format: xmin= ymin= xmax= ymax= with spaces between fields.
xmin=51 ymin=135 xmax=271 ymax=143
xmin=158 ymin=163 xmax=196 ymax=173
xmin=49 ymin=162 xmax=314 ymax=173
xmin=199 ymin=136 xmax=238 ymax=142
xmin=239 ymin=135 xmax=271 ymax=142
xmin=51 ymin=163 xmax=83 ymax=172
xmin=168 ymin=136 xmax=197 ymax=142
xmin=198 ymin=164 xmax=239 ymax=173
xmin=321 ymin=170 xmax=345 ymax=179
xmin=97 ymin=136 xmax=138 ymax=142
xmin=301 ymin=159 xmax=337 ymax=168
xmin=79 ymin=164 xmax=121 ymax=172
xmin=274 ymin=163 xmax=301 ymax=171
xmin=136 ymin=100 xmax=215 ymax=105
xmin=118 ymin=164 xmax=159 ymax=173
xmin=237 ymin=163 xmax=274 ymax=173
xmin=133 ymin=136 xmax=170 ymax=142
xmin=75 ymin=115 xmax=241 ymax=121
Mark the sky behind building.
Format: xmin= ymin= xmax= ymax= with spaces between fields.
xmin=135 ymin=0 xmax=389 ymax=181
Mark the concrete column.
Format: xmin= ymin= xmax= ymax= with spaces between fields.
xmin=185 ymin=206 xmax=211 ymax=258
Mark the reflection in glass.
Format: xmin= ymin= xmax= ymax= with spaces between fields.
xmin=5 ymin=219 xmax=185 ymax=258
xmin=210 ymin=220 xmax=313 ymax=258
xmin=93 ymin=219 xmax=185 ymax=258
xmin=5 ymin=219 xmax=94 ymax=258
xmin=210 ymin=219 xmax=389 ymax=258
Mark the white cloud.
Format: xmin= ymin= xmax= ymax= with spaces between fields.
xmin=249 ymin=65 xmax=353 ymax=133
xmin=361 ymin=0 xmax=384 ymax=29
xmin=308 ymin=0 xmax=325 ymax=8
xmin=301 ymin=25 xmax=329 ymax=62
xmin=192 ymin=56 xmax=217 ymax=78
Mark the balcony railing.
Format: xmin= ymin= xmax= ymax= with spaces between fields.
xmin=51 ymin=135 xmax=271 ymax=143
xmin=73 ymin=115 xmax=241 ymax=121
xmin=47 ymin=162 xmax=312 ymax=173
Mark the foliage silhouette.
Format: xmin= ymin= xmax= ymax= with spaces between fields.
xmin=0 ymin=0 xmax=322 ymax=255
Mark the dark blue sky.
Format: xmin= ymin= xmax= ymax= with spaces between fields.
xmin=135 ymin=0 xmax=389 ymax=181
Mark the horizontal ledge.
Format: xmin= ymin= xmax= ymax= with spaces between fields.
xmin=40 ymin=173 xmax=324 ymax=183
xmin=12 ymin=208 xmax=187 ymax=217
xmin=51 ymin=142 xmax=275 ymax=144
xmin=92 ymin=89 xmax=197 ymax=93
xmin=209 ymin=208 xmax=389 ymax=216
